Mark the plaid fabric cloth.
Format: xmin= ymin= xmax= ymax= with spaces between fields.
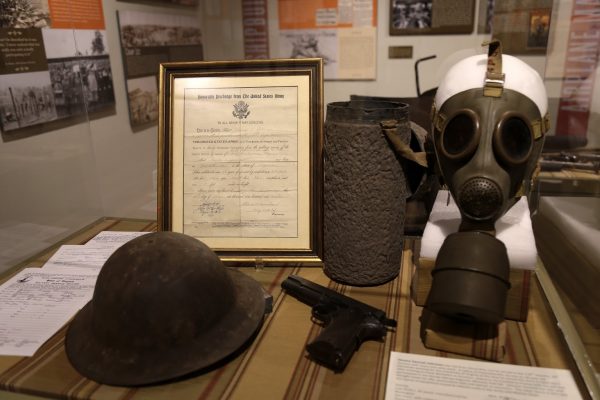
xmin=0 ymin=218 xmax=575 ymax=400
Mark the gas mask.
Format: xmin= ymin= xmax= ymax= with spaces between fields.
xmin=425 ymin=41 xmax=549 ymax=324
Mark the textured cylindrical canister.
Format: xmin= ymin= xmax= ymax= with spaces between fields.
xmin=324 ymin=100 xmax=411 ymax=286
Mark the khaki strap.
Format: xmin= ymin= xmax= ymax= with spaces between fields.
xmin=483 ymin=40 xmax=505 ymax=98
xmin=433 ymin=110 xmax=445 ymax=133
xmin=380 ymin=120 xmax=428 ymax=168
xmin=531 ymin=113 xmax=551 ymax=139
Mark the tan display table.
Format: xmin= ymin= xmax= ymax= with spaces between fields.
xmin=0 ymin=218 xmax=586 ymax=400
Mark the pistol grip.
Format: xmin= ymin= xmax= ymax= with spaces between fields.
xmin=307 ymin=307 xmax=377 ymax=371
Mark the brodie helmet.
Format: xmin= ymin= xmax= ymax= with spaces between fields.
xmin=65 ymin=231 xmax=267 ymax=386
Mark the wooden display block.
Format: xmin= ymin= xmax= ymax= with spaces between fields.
xmin=411 ymin=256 xmax=533 ymax=322
xmin=420 ymin=310 xmax=507 ymax=362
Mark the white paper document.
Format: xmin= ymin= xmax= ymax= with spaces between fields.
xmin=43 ymin=244 xmax=116 ymax=271
xmin=182 ymin=86 xmax=300 ymax=239
xmin=385 ymin=352 xmax=583 ymax=400
xmin=0 ymin=268 xmax=97 ymax=356
xmin=84 ymin=231 xmax=149 ymax=249
xmin=43 ymin=231 xmax=149 ymax=271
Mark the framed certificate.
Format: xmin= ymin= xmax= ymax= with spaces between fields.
xmin=158 ymin=58 xmax=323 ymax=266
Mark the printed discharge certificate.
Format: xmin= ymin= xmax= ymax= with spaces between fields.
xmin=160 ymin=59 xmax=323 ymax=264
xmin=179 ymin=83 xmax=302 ymax=242
xmin=160 ymin=60 xmax=323 ymax=264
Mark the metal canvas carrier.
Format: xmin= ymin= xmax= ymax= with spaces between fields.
xmin=323 ymin=100 xmax=412 ymax=285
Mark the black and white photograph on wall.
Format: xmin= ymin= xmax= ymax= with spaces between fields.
xmin=117 ymin=10 xmax=203 ymax=128
xmin=389 ymin=0 xmax=475 ymax=35
xmin=277 ymin=0 xmax=376 ymax=80
xmin=279 ymin=30 xmax=337 ymax=79
xmin=0 ymin=0 xmax=50 ymax=29
xmin=42 ymin=28 xmax=115 ymax=115
xmin=391 ymin=0 xmax=432 ymax=29
xmin=0 ymin=26 xmax=53 ymax=132
xmin=0 ymin=71 xmax=57 ymax=131
xmin=46 ymin=60 xmax=86 ymax=118
xmin=118 ymin=15 xmax=203 ymax=48
xmin=126 ymin=75 xmax=158 ymax=127
xmin=0 ymin=27 xmax=116 ymax=134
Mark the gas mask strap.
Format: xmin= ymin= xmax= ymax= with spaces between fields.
xmin=531 ymin=112 xmax=551 ymax=139
xmin=380 ymin=120 xmax=428 ymax=168
xmin=433 ymin=109 xmax=446 ymax=133
xmin=482 ymin=40 xmax=505 ymax=98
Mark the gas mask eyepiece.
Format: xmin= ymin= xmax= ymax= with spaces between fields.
xmin=493 ymin=112 xmax=534 ymax=166
xmin=439 ymin=109 xmax=480 ymax=161
xmin=425 ymin=40 xmax=549 ymax=324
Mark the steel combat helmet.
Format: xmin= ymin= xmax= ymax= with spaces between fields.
xmin=65 ymin=231 xmax=267 ymax=386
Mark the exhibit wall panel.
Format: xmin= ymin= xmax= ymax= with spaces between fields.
xmin=258 ymin=0 xmax=548 ymax=108
xmin=0 ymin=1 xmax=204 ymax=276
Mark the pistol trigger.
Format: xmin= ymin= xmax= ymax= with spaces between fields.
xmin=359 ymin=316 xmax=387 ymax=341
xmin=312 ymin=303 xmax=336 ymax=323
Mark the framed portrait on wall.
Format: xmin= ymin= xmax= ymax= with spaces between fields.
xmin=158 ymin=58 xmax=324 ymax=266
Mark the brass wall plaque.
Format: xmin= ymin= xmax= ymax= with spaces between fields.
xmin=388 ymin=46 xmax=413 ymax=59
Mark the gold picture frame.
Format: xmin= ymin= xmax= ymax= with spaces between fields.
xmin=158 ymin=58 xmax=323 ymax=266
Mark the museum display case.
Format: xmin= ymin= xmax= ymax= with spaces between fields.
xmin=0 ymin=0 xmax=598 ymax=399
xmin=531 ymin=1 xmax=600 ymax=397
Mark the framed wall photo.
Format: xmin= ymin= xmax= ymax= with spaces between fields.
xmin=491 ymin=0 xmax=553 ymax=55
xmin=527 ymin=9 xmax=551 ymax=49
xmin=389 ymin=0 xmax=475 ymax=36
xmin=158 ymin=58 xmax=324 ymax=266
xmin=117 ymin=10 xmax=204 ymax=129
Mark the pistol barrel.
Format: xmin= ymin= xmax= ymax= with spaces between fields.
xmin=282 ymin=275 xmax=397 ymax=327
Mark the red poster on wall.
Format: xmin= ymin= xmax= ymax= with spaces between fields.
xmin=555 ymin=1 xmax=599 ymax=138
xmin=48 ymin=0 xmax=105 ymax=30
xmin=242 ymin=0 xmax=269 ymax=59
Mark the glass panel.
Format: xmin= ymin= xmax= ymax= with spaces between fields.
xmin=0 ymin=26 xmax=103 ymax=276
xmin=534 ymin=0 xmax=600 ymax=397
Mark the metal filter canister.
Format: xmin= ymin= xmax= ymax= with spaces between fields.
xmin=323 ymin=100 xmax=411 ymax=286
xmin=426 ymin=231 xmax=511 ymax=324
